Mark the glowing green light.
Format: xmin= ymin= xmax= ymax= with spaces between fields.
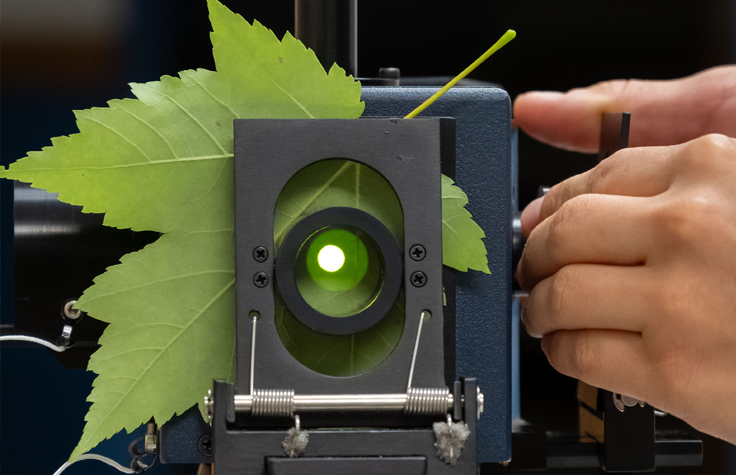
xmin=318 ymin=245 xmax=345 ymax=272
xmin=298 ymin=227 xmax=377 ymax=317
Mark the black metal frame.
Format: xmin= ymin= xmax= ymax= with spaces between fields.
xmin=232 ymin=118 xmax=451 ymax=397
xmin=211 ymin=117 xmax=468 ymax=474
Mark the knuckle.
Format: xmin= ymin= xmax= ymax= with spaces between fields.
xmin=590 ymin=148 xmax=634 ymax=191
xmin=569 ymin=333 xmax=600 ymax=377
xmin=544 ymin=196 xmax=592 ymax=264
xmin=546 ymin=199 xmax=576 ymax=246
xmin=692 ymin=132 xmax=735 ymax=150
xmin=590 ymin=78 xmax=633 ymax=96
xmin=525 ymin=270 xmax=577 ymax=337
xmin=680 ymin=133 xmax=736 ymax=169
xmin=655 ymin=194 xmax=714 ymax=245
xmin=588 ymin=160 xmax=613 ymax=192
xmin=548 ymin=268 xmax=574 ymax=324
xmin=547 ymin=332 xmax=599 ymax=379
xmin=541 ymin=183 xmax=565 ymax=218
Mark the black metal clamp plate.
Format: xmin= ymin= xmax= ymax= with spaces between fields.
xmin=233 ymin=118 xmax=452 ymax=397
xmin=211 ymin=378 xmax=479 ymax=475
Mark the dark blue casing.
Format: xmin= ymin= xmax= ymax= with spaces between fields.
xmin=363 ymin=87 xmax=514 ymax=463
xmin=160 ymin=87 xmax=516 ymax=465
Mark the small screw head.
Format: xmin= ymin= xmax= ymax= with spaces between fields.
xmin=253 ymin=246 xmax=268 ymax=262
xmin=410 ymin=271 xmax=427 ymax=288
xmin=62 ymin=299 xmax=82 ymax=321
xmin=197 ymin=434 xmax=214 ymax=457
xmin=477 ymin=387 xmax=484 ymax=420
xmin=61 ymin=325 xmax=73 ymax=339
xmin=409 ymin=244 xmax=426 ymax=261
xmin=57 ymin=325 xmax=74 ymax=348
xmin=144 ymin=433 xmax=158 ymax=454
xmin=204 ymin=390 xmax=214 ymax=416
xmin=253 ymin=272 xmax=269 ymax=288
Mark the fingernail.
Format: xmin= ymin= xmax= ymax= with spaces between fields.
xmin=519 ymin=299 xmax=527 ymax=326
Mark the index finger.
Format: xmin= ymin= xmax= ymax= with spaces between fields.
xmin=513 ymin=66 xmax=736 ymax=153
xmin=539 ymin=144 xmax=680 ymax=222
xmin=518 ymin=193 xmax=653 ymax=291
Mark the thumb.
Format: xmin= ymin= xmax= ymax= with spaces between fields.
xmin=513 ymin=65 xmax=736 ymax=153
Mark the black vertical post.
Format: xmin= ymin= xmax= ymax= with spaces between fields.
xmin=294 ymin=0 xmax=358 ymax=77
xmin=598 ymin=112 xmax=631 ymax=162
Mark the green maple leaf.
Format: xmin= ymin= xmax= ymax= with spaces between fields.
xmin=441 ymin=174 xmax=491 ymax=273
xmin=0 ymin=0 xmax=488 ymax=459
xmin=1 ymin=0 xmax=361 ymax=459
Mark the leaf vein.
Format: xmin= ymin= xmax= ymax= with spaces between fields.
xmin=116 ymin=102 xmax=180 ymax=159
xmin=274 ymin=160 xmax=352 ymax=241
xmin=186 ymin=73 xmax=239 ymax=118
xmin=84 ymin=117 xmax=154 ymax=163
xmin=82 ymin=270 xmax=234 ymax=304
xmin=142 ymin=88 xmax=229 ymax=154
xmin=83 ymin=279 xmax=235 ymax=447
xmin=10 ymin=154 xmax=233 ymax=172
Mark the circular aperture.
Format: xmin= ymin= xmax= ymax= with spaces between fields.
xmin=276 ymin=207 xmax=402 ymax=335
xmin=296 ymin=227 xmax=382 ymax=318
xmin=273 ymin=159 xmax=406 ymax=376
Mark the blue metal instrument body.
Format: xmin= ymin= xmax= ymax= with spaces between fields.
xmin=364 ymin=86 xmax=514 ymax=463
xmin=161 ymin=86 xmax=517 ymax=466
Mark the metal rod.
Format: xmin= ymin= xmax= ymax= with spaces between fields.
xmin=406 ymin=310 xmax=428 ymax=391
xmin=234 ymin=392 xmax=453 ymax=414
xmin=294 ymin=0 xmax=358 ymax=77
xmin=250 ymin=316 xmax=257 ymax=395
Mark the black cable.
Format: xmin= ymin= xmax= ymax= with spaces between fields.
xmin=130 ymin=453 xmax=158 ymax=473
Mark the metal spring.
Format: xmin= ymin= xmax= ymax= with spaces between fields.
xmin=404 ymin=387 xmax=449 ymax=416
xmin=252 ymin=389 xmax=294 ymax=417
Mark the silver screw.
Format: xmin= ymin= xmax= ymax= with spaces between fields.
xmin=205 ymin=389 xmax=214 ymax=417
xmin=145 ymin=423 xmax=158 ymax=454
xmin=63 ymin=300 xmax=82 ymax=320
xmin=477 ymin=387 xmax=484 ymax=420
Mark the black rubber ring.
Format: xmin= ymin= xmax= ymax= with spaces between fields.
xmin=275 ymin=207 xmax=402 ymax=335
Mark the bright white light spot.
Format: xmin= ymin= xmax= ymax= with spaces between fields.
xmin=318 ymin=245 xmax=345 ymax=272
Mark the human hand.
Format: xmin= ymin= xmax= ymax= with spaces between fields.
xmin=514 ymin=66 xmax=736 ymax=443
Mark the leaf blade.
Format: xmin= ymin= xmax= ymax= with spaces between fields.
xmin=1 ymin=71 xmax=235 ymax=233
xmin=71 ymin=230 xmax=236 ymax=459
xmin=441 ymin=174 xmax=491 ymax=273
xmin=58 ymin=0 xmax=366 ymax=459
xmin=207 ymin=0 xmax=363 ymax=120
xmin=0 ymin=0 xmax=489 ymax=460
